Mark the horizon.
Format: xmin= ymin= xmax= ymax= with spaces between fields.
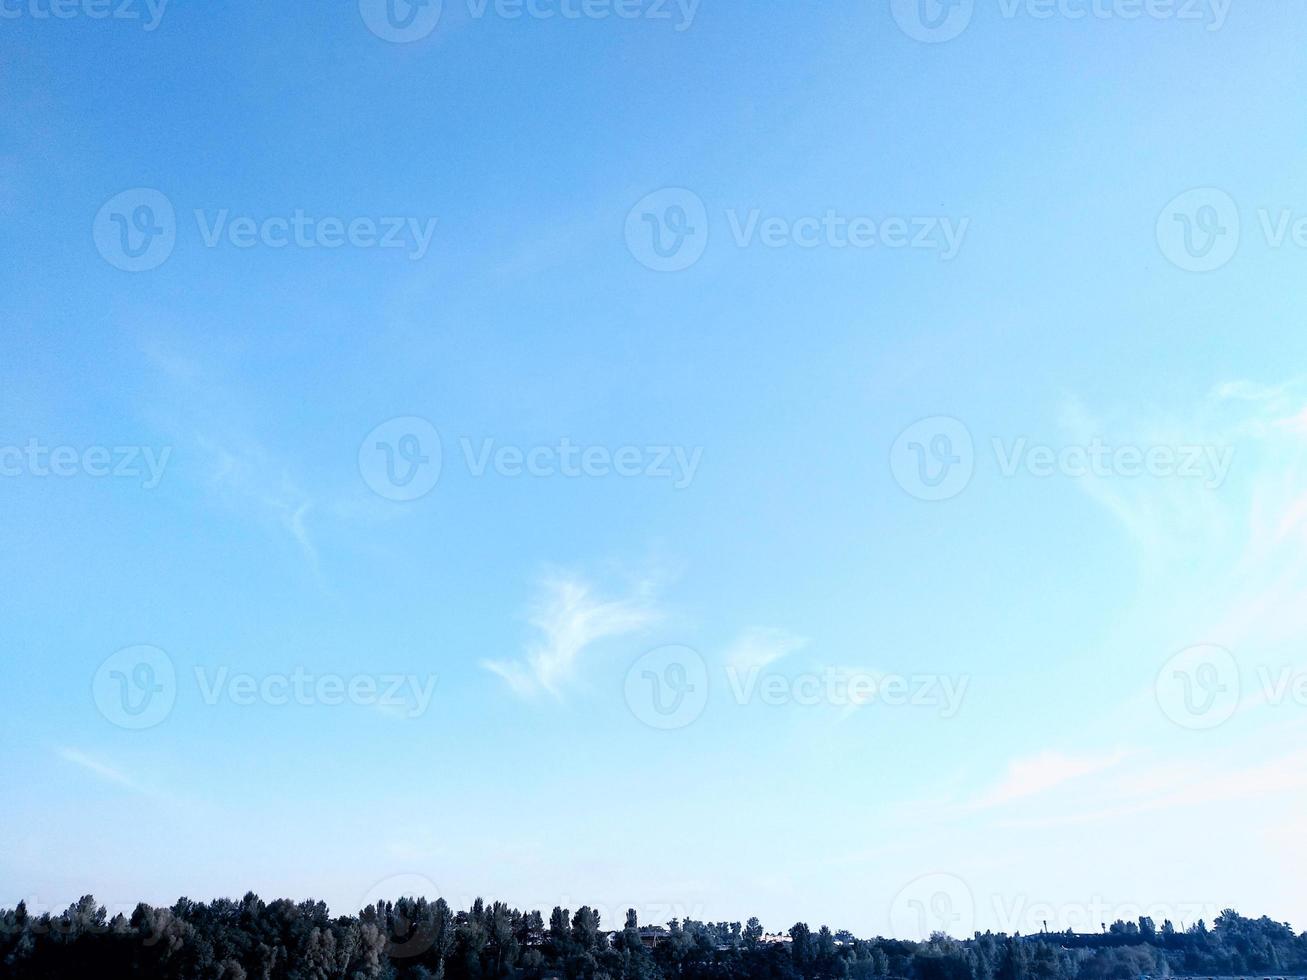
xmin=4 ymin=0 xmax=1307 ymax=958
xmin=3 ymin=891 xmax=1301 ymax=942
xmin=8 ymin=896 xmax=1301 ymax=980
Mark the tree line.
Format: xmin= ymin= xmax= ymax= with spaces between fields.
xmin=1 ymin=894 xmax=1303 ymax=980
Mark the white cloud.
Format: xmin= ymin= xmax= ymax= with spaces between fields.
xmin=482 ymin=571 xmax=661 ymax=698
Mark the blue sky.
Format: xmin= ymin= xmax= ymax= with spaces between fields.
xmin=3 ymin=0 xmax=1307 ymax=941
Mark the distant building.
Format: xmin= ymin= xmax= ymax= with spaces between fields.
xmin=604 ymin=926 xmax=669 ymax=948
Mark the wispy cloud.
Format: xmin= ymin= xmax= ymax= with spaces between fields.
xmin=198 ymin=433 xmax=321 ymax=569
xmin=724 ymin=627 xmax=808 ymax=672
xmin=988 ymin=736 xmax=1307 ymax=831
xmin=968 ymin=749 xmax=1129 ymax=809
xmin=57 ymin=747 xmax=153 ymax=796
xmin=1067 ymin=380 xmax=1307 ymax=664
xmin=482 ymin=570 xmax=662 ymax=698
xmin=140 ymin=342 xmax=325 ymax=580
